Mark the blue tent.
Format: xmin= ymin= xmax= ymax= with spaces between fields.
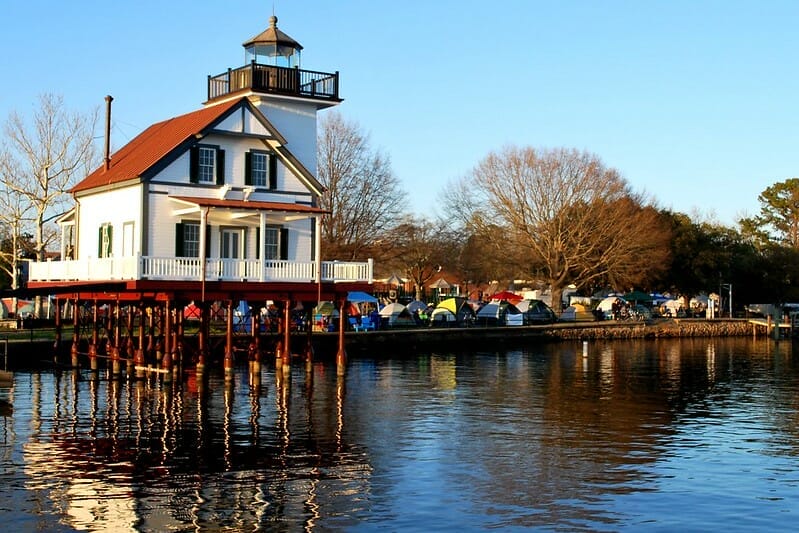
xmin=348 ymin=291 xmax=378 ymax=303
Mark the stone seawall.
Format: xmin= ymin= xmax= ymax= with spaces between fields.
xmin=547 ymin=319 xmax=756 ymax=340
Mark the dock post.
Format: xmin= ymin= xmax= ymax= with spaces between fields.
xmin=89 ymin=299 xmax=99 ymax=372
xmin=250 ymin=312 xmax=261 ymax=374
xmin=197 ymin=302 xmax=208 ymax=374
xmin=53 ymin=298 xmax=62 ymax=364
xmin=282 ymin=299 xmax=292 ymax=373
xmin=71 ymin=299 xmax=80 ymax=368
xmin=162 ymin=301 xmax=173 ymax=384
xmin=305 ymin=307 xmax=314 ymax=373
xmin=224 ymin=300 xmax=234 ymax=381
xmin=171 ymin=307 xmax=181 ymax=379
xmin=147 ymin=306 xmax=155 ymax=361
xmin=336 ymin=298 xmax=347 ymax=375
xmin=135 ymin=302 xmax=146 ymax=380
xmin=110 ymin=301 xmax=122 ymax=377
xmin=126 ymin=304 xmax=135 ymax=375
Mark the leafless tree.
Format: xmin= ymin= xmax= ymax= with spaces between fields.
xmin=1 ymin=94 xmax=98 ymax=316
xmin=317 ymin=112 xmax=407 ymax=261
xmin=463 ymin=146 xmax=670 ymax=309
xmin=0 ymin=153 xmax=35 ymax=315
xmin=382 ymin=217 xmax=459 ymax=301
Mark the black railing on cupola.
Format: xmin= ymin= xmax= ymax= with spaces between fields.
xmin=207 ymin=61 xmax=340 ymax=102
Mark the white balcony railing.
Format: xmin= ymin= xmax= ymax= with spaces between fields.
xmin=28 ymin=256 xmax=373 ymax=284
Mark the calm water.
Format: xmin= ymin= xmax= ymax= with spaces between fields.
xmin=1 ymin=337 xmax=799 ymax=531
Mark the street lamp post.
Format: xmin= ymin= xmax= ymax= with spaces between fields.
xmin=721 ymin=283 xmax=732 ymax=318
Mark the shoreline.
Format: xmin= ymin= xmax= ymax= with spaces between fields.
xmin=1 ymin=318 xmax=780 ymax=369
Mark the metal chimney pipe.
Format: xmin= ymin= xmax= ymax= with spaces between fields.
xmin=104 ymin=95 xmax=113 ymax=171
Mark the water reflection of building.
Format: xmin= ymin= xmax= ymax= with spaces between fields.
xmin=17 ymin=366 xmax=372 ymax=531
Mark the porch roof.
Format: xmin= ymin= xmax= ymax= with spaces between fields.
xmin=170 ymin=195 xmax=329 ymax=215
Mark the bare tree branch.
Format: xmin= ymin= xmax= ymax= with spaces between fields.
xmin=317 ymin=112 xmax=407 ymax=261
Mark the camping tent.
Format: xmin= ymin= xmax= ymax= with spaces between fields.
xmin=406 ymin=300 xmax=427 ymax=314
xmin=560 ymin=303 xmax=588 ymax=321
xmin=476 ymin=301 xmax=523 ymax=326
xmin=624 ymin=291 xmax=652 ymax=305
xmin=661 ymin=299 xmax=682 ymax=317
xmin=436 ymin=297 xmax=475 ymax=324
xmin=597 ymin=296 xmax=626 ymax=311
xmin=515 ymin=299 xmax=556 ymax=324
xmin=379 ymin=302 xmax=416 ymax=327
xmin=430 ymin=307 xmax=457 ymax=325
xmin=348 ymin=291 xmax=378 ymax=304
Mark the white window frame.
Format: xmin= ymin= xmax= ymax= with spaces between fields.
xmin=198 ymin=146 xmax=216 ymax=183
xmin=251 ymin=152 xmax=268 ymax=187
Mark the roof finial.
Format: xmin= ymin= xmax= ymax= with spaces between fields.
xmin=269 ymin=14 xmax=278 ymax=28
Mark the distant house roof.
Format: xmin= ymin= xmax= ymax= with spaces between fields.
xmin=71 ymin=97 xmax=322 ymax=195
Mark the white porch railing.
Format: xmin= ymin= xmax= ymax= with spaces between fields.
xmin=28 ymin=256 xmax=373 ymax=284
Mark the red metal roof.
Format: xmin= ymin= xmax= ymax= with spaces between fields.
xmin=170 ymin=195 xmax=329 ymax=214
xmin=71 ymin=98 xmax=244 ymax=194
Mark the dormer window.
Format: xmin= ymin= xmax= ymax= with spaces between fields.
xmin=245 ymin=150 xmax=277 ymax=189
xmin=198 ymin=147 xmax=216 ymax=183
xmin=190 ymin=145 xmax=225 ymax=185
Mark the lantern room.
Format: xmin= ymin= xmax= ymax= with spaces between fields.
xmin=243 ymin=15 xmax=302 ymax=68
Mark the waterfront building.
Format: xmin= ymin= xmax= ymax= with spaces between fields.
xmin=24 ymin=15 xmax=370 ymax=373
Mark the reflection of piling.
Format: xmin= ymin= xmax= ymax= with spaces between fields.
xmin=275 ymin=339 xmax=283 ymax=371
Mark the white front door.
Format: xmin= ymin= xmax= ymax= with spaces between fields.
xmin=221 ymin=229 xmax=241 ymax=259
xmin=221 ymin=228 xmax=244 ymax=278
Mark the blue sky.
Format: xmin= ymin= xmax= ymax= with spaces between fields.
xmin=2 ymin=0 xmax=798 ymax=225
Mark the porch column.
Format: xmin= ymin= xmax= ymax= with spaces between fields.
xmin=314 ymin=215 xmax=322 ymax=284
xmin=259 ymin=212 xmax=266 ymax=282
xmin=200 ymin=207 xmax=208 ymax=301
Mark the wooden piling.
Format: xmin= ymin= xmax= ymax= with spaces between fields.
xmin=135 ymin=302 xmax=146 ymax=380
xmin=53 ymin=298 xmax=61 ymax=363
xmin=197 ymin=302 xmax=208 ymax=373
xmin=336 ymin=298 xmax=347 ymax=375
xmin=282 ymin=299 xmax=291 ymax=371
xmin=224 ymin=300 xmax=234 ymax=381
xmin=71 ymin=299 xmax=80 ymax=368
xmin=89 ymin=300 xmax=99 ymax=372
xmin=162 ymin=301 xmax=172 ymax=383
